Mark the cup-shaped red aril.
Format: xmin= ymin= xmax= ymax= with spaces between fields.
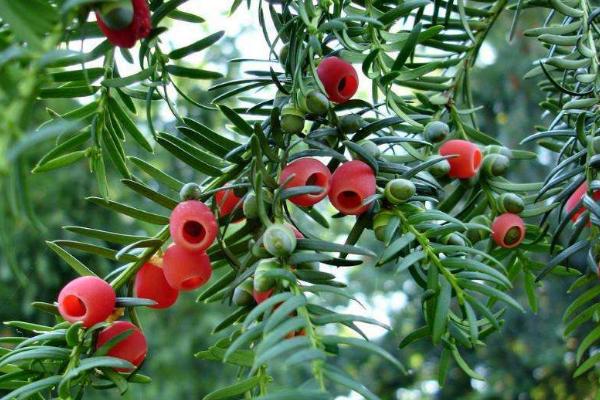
xmin=170 ymin=200 xmax=218 ymax=252
xmin=491 ymin=213 xmax=526 ymax=249
xmin=565 ymin=182 xmax=600 ymax=225
xmin=163 ymin=244 xmax=212 ymax=291
xmin=328 ymin=160 xmax=376 ymax=215
xmin=253 ymin=288 xmax=274 ymax=304
xmin=316 ymin=56 xmax=359 ymax=103
xmin=134 ymin=262 xmax=179 ymax=309
xmin=279 ymin=158 xmax=332 ymax=207
xmin=58 ymin=276 xmax=116 ymax=328
xmin=215 ymin=189 xmax=243 ymax=219
xmin=95 ymin=0 xmax=151 ymax=48
xmin=439 ymin=140 xmax=482 ymax=179
xmin=96 ymin=321 xmax=147 ymax=371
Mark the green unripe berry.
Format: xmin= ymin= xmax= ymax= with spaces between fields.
xmin=97 ymin=0 xmax=134 ymax=30
xmin=373 ymin=210 xmax=394 ymax=242
xmin=233 ymin=279 xmax=255 ymax=306
xmin=467 ymin=215 xmax=491 ymax=243
xmin=385 ymin=179 xmax=416 ymax=204
xmin=423 ymin=121 xmax=449 ymax=143
xmin=262 ymin=224 xmax=297 ymax=257
xmin=253 ymin=258 xmax=281 ymax=292
xmin=339 ymin=114 xmax=363 ymax=134
xmin=305 ymin=90 xmax=330 ymax=116
xmin=484 ymin=145 xmax=512 ymax=158
xmin=179 ymin=182 xmax=202 ymax=201
xmin=281 ymin=104 xmax=305 ymax=135
xmin=482 ymin=154 xmax=510 ymax=177
xmin=498 ymin=193 xmax=525 ymax=214
xmin=279 ymin=44 xmax=289 ymax=66
xmin=427 ymin=156 xmax=451 ymax=178
xmin=243 ymin=192 xmax=259 ymax=219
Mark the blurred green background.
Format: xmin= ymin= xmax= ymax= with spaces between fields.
xmin=1 ymin=7 xmax=598 ymax=400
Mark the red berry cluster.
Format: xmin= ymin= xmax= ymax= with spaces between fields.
xmin=55 ymin=198 xmax=219 ymax=369
xmin=280 ymin=158 xmax=376 ymax=216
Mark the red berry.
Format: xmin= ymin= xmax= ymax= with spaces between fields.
xmin=316 ymin=56 xmax=359 ymax=103
xmin=96 ymin=321 xmax=147 ymax=371
xmin=170 ymin=200 xmax=217 ymax=252
xmin=565 ymin=182 xmax=600 ymax=225
xmin=134 ymin=262 xmax=179 ymax=309
xmin=329 ymin=160 xmax=376 ymax=215
xmin=253 ymin=289 xmax=273 ymax=304
xmin=280 ymin=158 xmax=332 ymax=207
xmin=95 ymin=0 xmax=151 ymax=48
xmin=439 ymin=140 xmax=482 ymax=179
xmin=163 ymin=244 xmax=212 ymax=291
xmin=215 ymin=189 xmax=243 ymax=219
xmin=491 ymin=213 xmax=525 ymax=249
xmin=58 ymin=276 xmax=116 ymax=328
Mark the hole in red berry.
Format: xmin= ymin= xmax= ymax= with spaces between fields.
xmin=181 ymin=276 xmax=204 ymax=290
xmin=62 ymin=295 xmax=87 ymax=317
xmin=473 ymin=149 xmax=482 ymax=171
xmin=182 ymin=221 xmax=206 ymax=245
xmin=338 ymin=74 xmax=357 ymax=97
xmin=503 ymin=226 xmax=523 ymax=246
xmin=305 ymin=173 xmax=328 ymax=196
xmin=337 ymin=190 xmax=362 ymax=211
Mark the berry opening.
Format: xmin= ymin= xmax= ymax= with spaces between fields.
xmin=337 ymin=190 xmax=362 ymax=210
xmin=473 ymin=149 xmax=483 ymax=171
xmin=62 ymin=295 xmax=87 ymax=317
xmin=305 ymin=172 xmax=328 ymax=195
xmin=182 ymin=221 xmax=206 ymax=244
xmin=503 ymin=226 xmax=523 ymax=246
xmin=181 ymin=276 xmax=204 ymax=290
xmin=338 ymin=75 xmax=357 ymax=97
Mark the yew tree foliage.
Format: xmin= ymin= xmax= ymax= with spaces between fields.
xmin=0 ymin=0 xmax=599 ymax=398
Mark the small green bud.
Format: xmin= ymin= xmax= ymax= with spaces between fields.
xmin=281 ymin=104 xmax=305 ymax=135
xmin=498 ymin=193 xmax=525 ymax=214
xmin=253 ymin=258 xmax=281 ymax=292
xmin=233 ymin=279 xmax=255 ymax=306
xmin=423 ymin=121 xmax=449 ymax=143
xmin=373 ymin=210 xmax=395 ymax=242
xmin=243 ymin=192 xmax=258 ymax=219
xmin=427 ymin=156 xmax=451 ymax=178
xmin=305 ymin=90 xmax=330 ymax=115
xmin=482 ymin=154 xmax=510 ymax=177
xmin=179 ymin=182 xmax=202 ymax=201
xmin=262 ymin=224 xmax=297 ymax=257
xmin=339 ymin=114 xmax=363 ymax=134
xmin=97 ymin=0 xmax=134 ymax=30
xmin=385 ymin=179 xmax=416 ymax=204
